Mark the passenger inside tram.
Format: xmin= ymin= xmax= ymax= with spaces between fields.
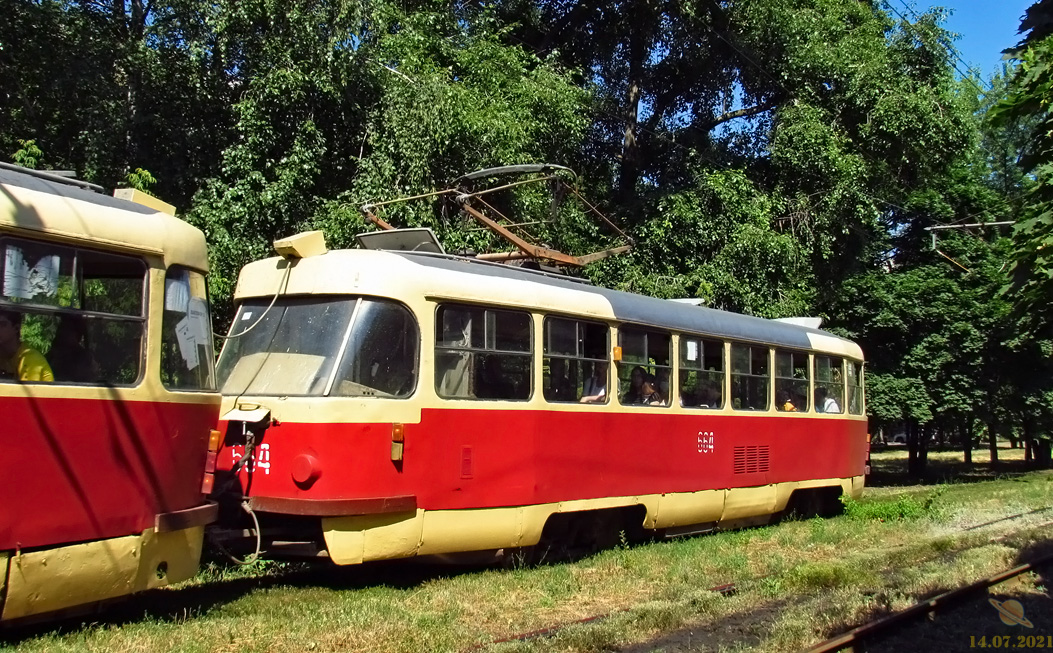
xmin=49 ymin=315 xmax=98 ymax=383
xmin=655 ymin=368 xmax=670 ymax=403
xmin=580 ymin=361 xmax=608 ymax=403
xmin=639 ymin=373 xmax=664 ymax=405
xmin=0 ymin=309 xmax=53 ymax=382
xmin=815 ymin=386 xmax=840 ymax=413
xmin=777 ymin=389 xmax=797 ymax=412
xmin=545 ymin=357 xmax=575 ymax=401
xmin=621 ymin=365 xmax=647 ymax=403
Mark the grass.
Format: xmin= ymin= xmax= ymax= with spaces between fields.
xmin=2 ymin=447 xmax=1051 ymax=653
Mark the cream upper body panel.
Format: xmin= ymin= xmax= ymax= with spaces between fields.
xmin=234 ymin=250 xmax=614 ymax=320
xmin=233 ymin=249 xmax=863 ymax=361
xmin=0 ymin=168 xmax=208 ymax=271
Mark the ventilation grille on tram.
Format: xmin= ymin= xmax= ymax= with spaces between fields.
xmin=733 ymin=445 xmax=770 ymax=474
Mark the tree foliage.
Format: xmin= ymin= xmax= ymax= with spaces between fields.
xmin=2 ymin=0 xmax=1052 ymax=462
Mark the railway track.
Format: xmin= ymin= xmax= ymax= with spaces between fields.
xmin=804 ymin=544 xmax=1053 ymax=652
xmin=466 ymin=508 xmax=1053 ymax=651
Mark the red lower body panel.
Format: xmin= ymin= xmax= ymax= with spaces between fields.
xmin=217 ymin=408 xmax=867 ymax=511
xmin=1 ymin=396 xmax=219 ymax=550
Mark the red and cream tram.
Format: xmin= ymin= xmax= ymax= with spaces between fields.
xmin=212 ymin=230 xmax=867 ymax=564
xmin=0 ymin=164 xmax=220 ymax=623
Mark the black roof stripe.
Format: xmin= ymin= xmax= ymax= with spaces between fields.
xmin=395 ymin=252 xmax=853 ymax=352
xmin=1 ymin=167 xmax=155 ymax=216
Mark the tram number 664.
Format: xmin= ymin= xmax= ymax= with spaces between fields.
xmin=697 ymin=431 xmax=715 ymax=454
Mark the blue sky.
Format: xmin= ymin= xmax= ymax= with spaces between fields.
xmin=925 ymin=0 xmax=1033 ymax=78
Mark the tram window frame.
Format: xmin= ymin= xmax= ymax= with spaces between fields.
xmin=775 ymin=349 xmax=810 ymax=412
xmin=679 ymin=336 xmax=724 ymax=409
xmin=0 ymin=236 xmax=147 ymax=387
xmin=814 ymin=355 xmax=844 ymax=414
xmin=434 ymin=304 xmax=532 ymax=401
xmin=329 ymin=298 xmax=419 ymax=399
xmin=161 ymin=266 xmax=216 ymax=391
xmin=846 ymin=360 xmax=863 ymax=415
xmin=617 ymin=327 xmax=672 ymax=407
xmin=542 ymin=316 xmax=609 ymax=404
xmin=730 ymin=343 xmax=770 ymax=411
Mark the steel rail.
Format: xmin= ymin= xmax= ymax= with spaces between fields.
xmin=802 ymin=550 xmax=1053 ymax=653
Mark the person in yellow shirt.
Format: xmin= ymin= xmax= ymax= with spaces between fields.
xmin=0 ymin=310 xmax=54 ymax=382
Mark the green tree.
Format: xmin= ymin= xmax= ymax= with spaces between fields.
xmin=188 ymin=0 xmax=591 ymax=327
xmin=991 ymin=34 xmax=1053 ymax=329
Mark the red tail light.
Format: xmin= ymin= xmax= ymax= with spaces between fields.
xmin=201 ymin=472 xmax=215 ymax=494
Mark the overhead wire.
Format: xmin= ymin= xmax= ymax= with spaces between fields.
xmin=884 ymin=0 xmax=990 ymax=96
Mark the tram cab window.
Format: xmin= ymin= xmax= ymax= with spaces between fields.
xmin=679 ymin=336 xmax=723 ymax=409
xmin=0 ymin=237 xmax=146 ymax=386
xmin=435 ymin=304 xmax=531 ymax=401
xmin=617 ymin=328 xmax=671 ymax=407
xmin=846 ymin=360 xmax=863 ymax=415
xmin=775 ymin=350 xmax=809 ymax=412
xmin=731 ymin=344 xmax=770 ymax=411
xmin=215 ymin=295 xmax=353 ymax=396
xmin=162 ymin=267 xmax=216 ymax=391
xmin=330 ymin=299 xmax=419 ymax=398
xmin=814 ymin=355 xmax=844 ymax=414
xmin=543 ymin=317 xmax=609 ymax=403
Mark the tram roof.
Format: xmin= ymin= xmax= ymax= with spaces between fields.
xmin=0 ymin=167 xmax=208 ymax=271
xmin=235 ymin=248 xmax=863 ymax=359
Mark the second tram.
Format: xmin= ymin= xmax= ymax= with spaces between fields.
xmin=211 ymin=230 xmax=867 ymax=563
xmin=0 ymin=164 xmax=221 ymax=623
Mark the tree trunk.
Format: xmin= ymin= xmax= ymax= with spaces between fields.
xmin=1023 ymin=418 xmax=1033 ymax=464
xmin=907 ymin=420 xmax=924 ymax=477
xmin=618 ymin=19 xmax=645 ymax=205
xmin=917 ymin=423 xmax=929 ymax=475
xmin=963 ymin=419 xmax=972 ymax=465
xmin=989 ymin=420 xmax=999 ymax=469
xmin=1035 ymin=439 xmax=1053 ymax=469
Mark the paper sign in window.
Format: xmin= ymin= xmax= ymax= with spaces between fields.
xmin=175 ymin=316 xmax=200 ymax=370
xmin=165 ymin=272 xmax=190 ymax=312
xmin=188 ymin=297 xmax=210 ymax=342
xmin=686 ymin=340 xmax=698 ymax=362
xmin=4 ymin=248 xmax=59 ymax=300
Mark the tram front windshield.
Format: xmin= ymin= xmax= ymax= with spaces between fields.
xmin=216 ymin=295 xmax=418 ymax=398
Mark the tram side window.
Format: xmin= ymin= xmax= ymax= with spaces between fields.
xmin=617 ymin=327 xmax=671 ymax=406
xmin=846 ymin=360 xmax=863 ymax=415
xmin=435 ymin=304 xmax=531 ymax=401
xmin=161 ymin=267 xmax=216 ymax=391
xmin=775 ymin=350 xmax=810 ymax=412
xmin=731 ymin=343 xmax=770 ymax=411
xmin=680 ymin=336 xmax=723 ymax=409
xmin=814 ymin=355 xmax=844 ymax=414
xmin=543 ymin=317 xmax=609 ymax=403
xmin=0 ymin=238 xmax=145 ymax=385
xmin=330 ymin=299 xmax=419 ymax=398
